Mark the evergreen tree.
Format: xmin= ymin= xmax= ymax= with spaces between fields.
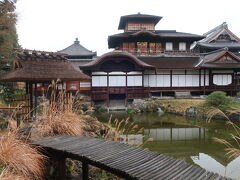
xmin=0 ymin=0 xmax=19 ymax=69
xmin=0 ymin=0 xmax=19 ymax=99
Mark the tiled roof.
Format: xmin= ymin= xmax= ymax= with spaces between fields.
xmin=192 ymin=22 xmax=240 ymax=50
xmin=59 ymin=38 xmax=96 ymax=57
xmin=197 ymin=48 xmax=240 ymax=68
xmin=139 ymin=56 xmax=200 ymax=69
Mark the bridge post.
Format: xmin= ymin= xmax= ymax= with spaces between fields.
xmin=58 ymin=157 xmax=66 ymax=180
xmin=82 ymin=161 xmax=89 ymax=180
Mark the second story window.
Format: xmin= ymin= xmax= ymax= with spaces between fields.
xmin=179 ymin=42 xmax=186 ymax=51
xmin=166 ymin=42 xmax=173 ymax=51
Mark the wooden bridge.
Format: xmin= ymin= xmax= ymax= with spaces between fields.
xmin=33 ymin=135 xmax=228 ymax=180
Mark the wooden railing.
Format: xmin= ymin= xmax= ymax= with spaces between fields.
xmin=119 ymin=48 xmax=198 ymax=56
xmin=204 ymin=85 xmax=240 ymax=91
xmin=91 ymin=87 xmax=149 ymax=100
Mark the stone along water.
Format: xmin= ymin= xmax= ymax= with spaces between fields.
xmin=93 ymin=111 xmax=240 ymax=179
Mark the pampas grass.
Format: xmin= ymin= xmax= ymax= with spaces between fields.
xmin=32 ymin=80 xmax=103 ymax=139
xmin=0 ymin=131 xmax=45 ymax=179
xmin=207 ymin=107 xmax=240 ymax=160
xmin=101 ymin=115 xmax=153 ymax=147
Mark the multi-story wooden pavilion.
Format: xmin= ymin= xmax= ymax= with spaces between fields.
xmin=0 ymin=49 xmax=90 ymax=114
xmin=81 ymin=13 xmax=240 ymax=106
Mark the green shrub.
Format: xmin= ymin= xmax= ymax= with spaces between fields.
xmin=206 ymin=91 xmax=232 ymax=110
xmin=236 ymin=92 xmax=240 ymax=98
xmin=0 ymin=85 xmax=25 ymax=102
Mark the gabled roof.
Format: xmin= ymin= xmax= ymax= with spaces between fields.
xmin=59 ymin=38 xmax=96 ymax=57
xmin=118 ymin=13 xmax=162 ymax=30
xmin=202 ymin=22 xmax=240 ymax=43
xmin=196 ymin=48 xmax=240 ymax=68
xmin=0 ymin=49 xmax=90 ymax=82
xmin=192 ymin=22 xmax=240 ymax=50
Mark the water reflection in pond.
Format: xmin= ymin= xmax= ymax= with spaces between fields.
xmin=93 ymin=112 xmax=240 ymax=179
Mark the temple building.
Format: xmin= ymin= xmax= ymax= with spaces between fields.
xmin=191 ymin=22 xmax=240 ymax=53
xmin=59 ymin=38 xmax=96 ymax=91
xmin=81 ymin=13 xmax=240 ymax=106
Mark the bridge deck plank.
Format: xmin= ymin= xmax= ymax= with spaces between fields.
xmin=33 ymin=135 xmax=228 ymax=180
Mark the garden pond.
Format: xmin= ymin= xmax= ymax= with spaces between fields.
xmin=93 ymin=111 xmax=240 ymax=179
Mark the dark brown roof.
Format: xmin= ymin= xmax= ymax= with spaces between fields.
xmin=108 ymin=31 xmax=205 ymax=48
xmin=118 ymin=13 xmax=162 ymax=30
xmin=139 ymin=56 xmax=200 ymax=69
xmin=197 ymin=49 xmax=240 ymax=68
xmin=82 ymin=51 xmax=154 ymax=70
xmin=0 ymin=50 xmax=90 ymax=82
xmin=193 ymin=42 xmax=240 ymax=50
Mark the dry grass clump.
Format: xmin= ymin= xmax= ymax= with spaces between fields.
xmin=0 ymin=169 xmax=30 ymax=180
xmin=0 ymin=131 xmax=45 ymax=179
xmin=32 ymin=81 xmax=103 ymax=139
xmin=33 ymin=110 xmax=103 ymax=139
xmin=33 ymin=111 xmax=84 ymax=138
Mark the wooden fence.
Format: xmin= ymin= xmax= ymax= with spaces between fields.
xmin=11 ymin=94 xmax=31 ymax=120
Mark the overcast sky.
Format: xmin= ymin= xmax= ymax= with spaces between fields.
xmin=16 ymin=0 xmax=240 ymax=55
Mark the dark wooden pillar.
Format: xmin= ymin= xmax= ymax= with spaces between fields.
xmin=170 ymin=70 xmax=173 ymax=88
xmin=209 ymin=69 xmax=213 ymax=86
xmin=34 ymin=83 xmax=37 ymax=116
xmin=90 ymin=73 xmax=93 ymax=107
xmin=199 ymin=70 xmax=201 ymax=87
xmin=58 ymin=158 xmax=66 ymax=180
xmin=82 ymin=161 xmax=89 ymax=180
xmin=29 ymin=82 xmax=33 ymax=117
xmin=26 ymin=82 xmax=29 ymax=94
xmin=107 ymin=72 xmax=109 ymax=107
xmin=125 ymin=72 xmax=127 ymax=107
xmin=203 ymin=69 xmax=206 ymax=95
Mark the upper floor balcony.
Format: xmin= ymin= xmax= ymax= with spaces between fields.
xmin=117 ymin=48 xmax=199 ymax=56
